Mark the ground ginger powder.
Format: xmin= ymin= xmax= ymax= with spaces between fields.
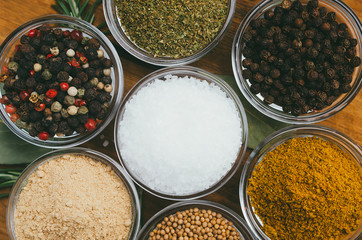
xmin=248 ymin=137 xmax=362 ymax=240
xmin=14 ymin=154 xmax=133 ymax=240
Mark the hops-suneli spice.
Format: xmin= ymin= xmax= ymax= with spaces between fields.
xmin=248 ymin=137 xmax=362 ymax=240
xmin=14 ymin=154 xmax=133 ymax=240
xmin=115 ymin=0 xmax=229 ymax=58
xmin=148 ymin=208 xmax=242 ymax=240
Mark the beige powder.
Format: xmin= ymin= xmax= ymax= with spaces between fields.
xmin=14 ymin=154 xmax=133 ymax=240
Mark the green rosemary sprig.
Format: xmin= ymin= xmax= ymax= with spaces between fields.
xmin=0 ymin=168 xmax=24 ymax=199
xmin=51 ymin=0 xmax=102 ymax=25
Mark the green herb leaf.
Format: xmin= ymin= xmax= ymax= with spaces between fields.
xmin=52 ymin=0 xmax=105 ymax=30
xmin=218 ymin=75 xmax=289 ymax=149
xmin=0 ymin=124 xmax=50 ymax=164
xmin=0 ymin=193 xmax=9 ymax=199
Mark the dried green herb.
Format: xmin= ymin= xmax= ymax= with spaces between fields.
xmin=115 ymin=0 xmax=229 ymax=58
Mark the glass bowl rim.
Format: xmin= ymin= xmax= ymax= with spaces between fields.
xmin=239 ymin=124 xmax=362 ymax=240
xmin=0 ymin=14 xmax=124 ymax=149
xmin=231 ymin=0 xmax=362 ymax=124
xmin=114 ymin=65 xmax=248 ymax=200
xmin=103 ymin=0 xmax=236 ymax=66
xmin=136 ymin=199 xmax=257 ymax=240
xmin=6 ymin=147 xmax=141 ymax=240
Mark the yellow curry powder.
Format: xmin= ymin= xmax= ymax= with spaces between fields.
xmin=248 ymin=136 xmax=362 ymax=240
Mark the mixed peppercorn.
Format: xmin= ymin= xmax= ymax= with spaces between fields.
xmin=0 ymin=25 xmax=113 ymax=140
xmin=242 ymin=0 xmax=361 ymax=116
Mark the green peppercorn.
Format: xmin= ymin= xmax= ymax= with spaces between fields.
xmin=41 ymin=69 xmax=52 ymax=81
xmin=51 ymin=101 xmax=62 ymax=112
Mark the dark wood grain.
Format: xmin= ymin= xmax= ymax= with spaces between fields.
xmin=0 ymin=0 xmax=361 ymax=239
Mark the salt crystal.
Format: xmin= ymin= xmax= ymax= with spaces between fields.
xmin=117 ymin=75 xmax=242 ymax=195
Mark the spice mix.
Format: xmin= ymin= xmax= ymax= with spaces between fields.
xmin=248 ymin=136 xmax=362 ymax=240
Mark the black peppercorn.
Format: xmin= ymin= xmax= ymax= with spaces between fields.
xmin=77 ymin=71 xmax=89 ymax=82
xmin=264 ymin=10 xmax=274 ymax=20
xmin=250 ymin=63 xmax=259 ymax=72
xmin=88 ymin=100 xmax=102 ymax=115
xmin=67 ymin=116 xmax=80 ymax=128
xmin=253 ymin=73 xmax=264 ymax=83
xmin=307 ymin=70 xmax=319 ymax=81
xmin=270 ymin=69 xmax=281 ymax=79
xmin=243 ymin=69 xmax=253 ymax=79
xmin=30 ymin=111 xmax=43 ymax=122
xmin=250 ymin=84 xmax=261 ymax=94
xmin=87 ymin=38 xmax=101 ymax=49
xmin=259 ymin=64 xmax=271 ymax=75
xmin=351 ymin=56 xmax=362 ymax=67
xmin=85 ymin=48 xmax=98 ymax=60
xmin=70 ymin=78 xmax=82 ymax=88
xmin=101 ymin=58 xmax=112 ymax=68
xmin=242 ymin=58 xmax=253 ymax=68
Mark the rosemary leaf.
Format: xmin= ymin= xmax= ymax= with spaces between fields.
xmin=79 ymin=0 xmax=91 ymax=16
xmin=51 ymin=4 xmax=63 ymax=14
xmin=0 ymin=193 xmax=9 ymax=199
xmin=84 ymin=0 xmax=101 ymax=22
xmin=0 ymin=180 xmax=16 ymax=189
xmin=56 ymin=0 xmax=71 ymax=16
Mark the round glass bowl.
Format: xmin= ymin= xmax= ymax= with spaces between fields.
xmin=7 ymin=147 xmax=141 ymax=240
xmin=114 ymin=66 xmax=248 ymax=200
xmin=239 ymin=125 xmax=362 ymax=240
xmin=0 ymin=15 xmax=124 ymax=148
xmin=232 ymin=0 xmax=362 ymax=124
xmin=103 ymin=0 xmax=236 ymax=66
xmin=136 ymin=200 xmax=256 ymax=240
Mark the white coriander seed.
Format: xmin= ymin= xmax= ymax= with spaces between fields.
xmin=67 ymin=86 xmax=78 ymax=96
xmin=66 ymin=49 xmax=75 ymax=57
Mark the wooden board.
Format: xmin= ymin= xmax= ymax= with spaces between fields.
xmin=0 ymin=0 xmax=361 ymax=238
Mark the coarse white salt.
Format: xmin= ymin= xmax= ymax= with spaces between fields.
xmin=117 ymin=74 xmax=242 ymax=195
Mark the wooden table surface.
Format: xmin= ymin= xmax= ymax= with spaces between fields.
xmin=0 ymin=0 xmax=361 ymax=239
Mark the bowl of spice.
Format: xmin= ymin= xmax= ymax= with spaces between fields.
xmin=115 ymin=66 xmax=248 ymax=200
xmin=0 ymin=15 xmax=123 ymax=148
xmin=103 ymin=0 xmax=235 ymax=66
xmin=232 ymin=0 xmax=362 ymax=124
xmin=7 ymin=147 xmax=140 ymax=240
xmin=136 ymin=200 xmax=256 ymax=240
xmin=240 ymin=125 xmax=362 ymax=240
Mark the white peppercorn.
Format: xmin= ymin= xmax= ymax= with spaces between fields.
xmin=82 ymin=63 xmax=89 ymax=69
xmin=67 ymin=86 xmax=78 ymax=96
xmin=97 ymin=82 xmax=104 ymax=90
xmin=103 ymin=68 xmax=111 ymax=76
xmin=56 ymin=132 xmax=64 ymax=137
xmin=34 ymin=63 xmax=42 ymax=72
xmin=97 ymin=49 xmax=104 ymax=58
xmin=66 ymin=49 xmax=75 ymax=57
xmin=104 ymin=84 xmax=113 ymax=93
xmin=67 ymin=105 xmax=78 ymax=115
